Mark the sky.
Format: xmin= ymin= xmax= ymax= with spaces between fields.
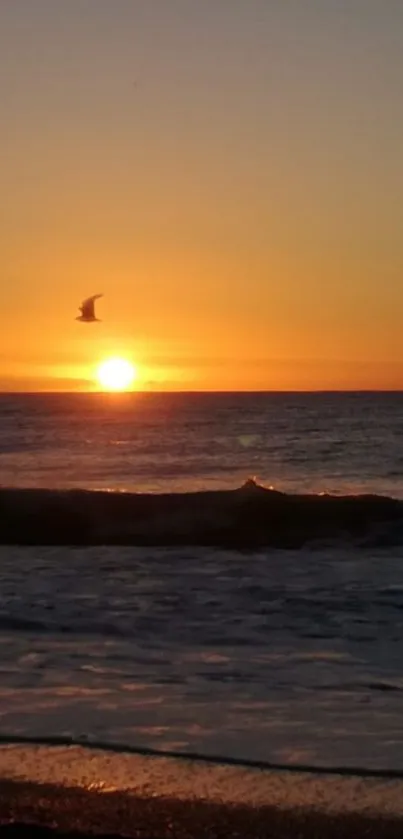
xmin=1 ymin=0 xmax=403 ymax=391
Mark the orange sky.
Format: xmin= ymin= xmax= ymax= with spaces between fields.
xmin=1 ymin=1 xmax=403 ymax=391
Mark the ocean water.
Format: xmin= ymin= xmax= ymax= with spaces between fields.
xmin=1 ymin=391 xmax=403 ymax=496
xmin=1 ymin=391 xmax=403 ymax=770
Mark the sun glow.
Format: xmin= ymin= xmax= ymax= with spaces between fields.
xmin=96 ymin=358 xmax=137 ymax=391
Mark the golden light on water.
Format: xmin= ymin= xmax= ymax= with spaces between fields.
xmin=96 ymin=358 xmax=138 ymax=392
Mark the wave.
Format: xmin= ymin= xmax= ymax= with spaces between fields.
xmin=3 ymin=732 xmax=403 ymax=780
xmin=0 ymin=478 xmax=402 ymax=549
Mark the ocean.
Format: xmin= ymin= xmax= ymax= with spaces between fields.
xmin=1 ymin=391 xmax=403 ymax=771
xmin=2 ymin=391 xmax=403 ymax=496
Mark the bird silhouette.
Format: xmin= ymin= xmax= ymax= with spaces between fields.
xmin=76 ymin=294 xmax=103 ymax=322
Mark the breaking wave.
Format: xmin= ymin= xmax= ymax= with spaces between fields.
xmin=0 ymin=478 xmax=402 ymax=549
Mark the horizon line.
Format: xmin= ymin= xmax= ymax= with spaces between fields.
xmin=1 ymin=388 xmax=403 ymax=396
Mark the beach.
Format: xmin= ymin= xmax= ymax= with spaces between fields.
xmin=2 ymin=780 xmax=403 ymax=838
xmin=2 ymin=744 xmax=403 ymax=837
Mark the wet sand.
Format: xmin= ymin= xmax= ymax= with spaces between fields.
xmin=2 ymin=777 xmax=403 ymax=838
xmin=3 ymin=743 xmax=403 ymax=837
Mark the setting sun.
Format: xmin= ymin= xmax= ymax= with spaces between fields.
xmin=96 ymin=358 xmax=137 ymax=392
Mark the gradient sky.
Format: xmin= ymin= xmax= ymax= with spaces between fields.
xmin=1 ymin=0 xmax=403 ymax=391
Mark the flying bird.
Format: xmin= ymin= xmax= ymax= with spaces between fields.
xmin=76 ymin=294 xmax=103 ymax=322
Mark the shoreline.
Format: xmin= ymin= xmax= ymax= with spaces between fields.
xmin=2 ymin=744 xmax=403 ymax=837
xmin=1 ymin=778 xmax=403 ymax=838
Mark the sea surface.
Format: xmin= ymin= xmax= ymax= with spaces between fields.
xmin=1 ymin=391 xmax=403 ymax=770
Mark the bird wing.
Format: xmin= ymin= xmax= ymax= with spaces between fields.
xmin=80 ymin=294 xmax=103 ymax=318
